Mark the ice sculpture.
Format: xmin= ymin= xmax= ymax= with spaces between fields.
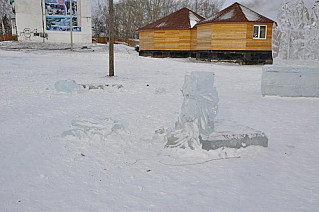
xmin=311 ymin=1 xmax=319 ymax=29
xmin=165 ymin=72 xmax=219 ymax=150
xmin=273 ymin=0 xmax=319 ymax=61
xmin=277 ymin=0 xmax=310 ymax=30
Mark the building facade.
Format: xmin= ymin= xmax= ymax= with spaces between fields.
xmin=14 ymin=0 xmax=92 ymax=43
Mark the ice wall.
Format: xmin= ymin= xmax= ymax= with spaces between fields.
xmin=261 ymin=65 xmax=319 ymax=97
xmin=165 ymin=72 xmax=219 ymax=149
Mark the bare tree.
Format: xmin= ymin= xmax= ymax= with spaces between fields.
xmin=92 ymin=0 xmax=225 ymax=39
xmin=92 ymin=1 xmax=109 ymax=36
xmin=0 ymin=0 xmax=5 ymax=35
xmin=0 ymin=0 xmax=12 ymax=36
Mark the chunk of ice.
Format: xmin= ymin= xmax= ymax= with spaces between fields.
xmin=54 ymin=80 xmax=83 ymax=93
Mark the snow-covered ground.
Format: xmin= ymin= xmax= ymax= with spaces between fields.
xmin=1 ymin=43 xmax=319 ymax=211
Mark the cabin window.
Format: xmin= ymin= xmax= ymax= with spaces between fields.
xmin=253 ymin=25 xmax=267 ymax=39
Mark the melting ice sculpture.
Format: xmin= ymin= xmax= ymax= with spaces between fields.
xmin=272 ymin=0 xmax=319 ymax=61
xmin=165 ymin=72 xmax=219 ymax=150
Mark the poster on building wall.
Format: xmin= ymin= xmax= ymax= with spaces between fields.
xmin=45 ymin=0 xmax=81 ymax=31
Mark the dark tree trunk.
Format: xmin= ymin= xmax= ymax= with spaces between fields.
xmin=0 ymin=18 xmax=4 ymax=36
xmin=3 ymin=15 xmax=12 ymax=35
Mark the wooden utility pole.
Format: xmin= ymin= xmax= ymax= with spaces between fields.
xmin=109 ymin=0 xmax=114 ymax=76
xmin=41 ymin=0 xmax=45 ymax=43
xmin=70 ymin=0 xmax=74 ymax=51
xmin=195 ymin=0 xmax=198 ymax=13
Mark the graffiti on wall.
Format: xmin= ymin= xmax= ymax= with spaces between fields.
xmin=19 ymin=28 xmax=48 ymax=40
xmin=45 ymin=0 xmax=81 ymax=31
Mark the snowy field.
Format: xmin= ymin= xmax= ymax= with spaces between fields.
xmin=1 ymin=43 xmax=319 ymax=211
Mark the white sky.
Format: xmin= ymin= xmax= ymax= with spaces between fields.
xmin=223 ymin=0 xmax=315 ymax=21
xmin=93 ymin=0 xmax=316 ymax=22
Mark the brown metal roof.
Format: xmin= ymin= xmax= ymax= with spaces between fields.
xmin=138 ymin=8 xmax=205 ymax=31
xmin=199 ymin=2 xmax=274 ymax=25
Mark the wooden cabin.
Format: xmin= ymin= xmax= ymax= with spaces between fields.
xmin=138 ymin=8 xmax=204 ymax=58
xmin=196 ymin=2 xmax=275 ymax=64
xmin=138 ymin=2 xmax=275 ymax=64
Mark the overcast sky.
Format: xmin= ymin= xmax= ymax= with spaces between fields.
xmin=93 ymin=0 xmax=316 ymax=21
xmin=223 ymin=0 xmax=315 ymax=21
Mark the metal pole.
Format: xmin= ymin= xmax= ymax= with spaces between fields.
xmin=109 ymin=0 xmax=114 ymax=76
xmin=70 ymin=0 xmax=73 ymax=51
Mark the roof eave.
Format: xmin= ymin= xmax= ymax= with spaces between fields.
xmin=138 ymin=27 xmax=194 ymax=31
xmin=198 ymin=20 xmax=274 ymax=25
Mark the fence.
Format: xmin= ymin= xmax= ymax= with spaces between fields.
xmin=126 ymin=39 xmax=139 ymax=47
xmin=92 ymin=36 xmax=108 ymax=44
xmin=0 ymin=34 xmax=18 ymax=42
xmin=92 ymin=36 xmax=139 ymax=47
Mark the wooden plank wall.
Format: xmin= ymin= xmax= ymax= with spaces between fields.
xmin=196 ymin=24 xmax=212 ymax=50
xmin=140 ymin=22 xmax=273 ymax=51
xmin=197 ymin=22 xmax=273 ymax=51
xmin=139 ymin=29 xmax=192 ymax=50
xmin=190 ymin=29 xmax=197 ymax=50
xmin=154 ymin=29 xmax=191 ymax=50
xmin=211 ymin=23 xmax=247 ymax=50
xmin=139 ymin=31 xmax=154 ymax=50
xmin=245 ymin=23 xmax=273 ymax=51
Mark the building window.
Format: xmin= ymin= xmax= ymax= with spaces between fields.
xmin=253 ymin=25 xmax=267 ymax=39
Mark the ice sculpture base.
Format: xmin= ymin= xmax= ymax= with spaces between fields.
xmin=261 ymin=65 xmax=319 ymax=97
xmin=200 ymin=120 xmax=268 ymax=151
